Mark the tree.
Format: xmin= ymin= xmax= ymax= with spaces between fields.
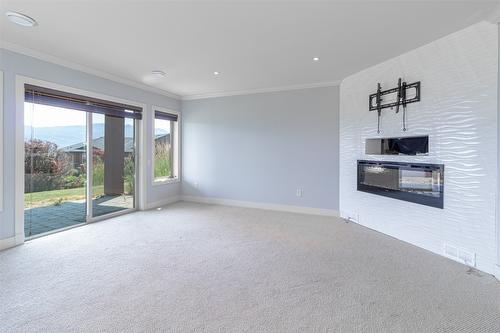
xmin=25 ymin=139 xmax=72 ymax=192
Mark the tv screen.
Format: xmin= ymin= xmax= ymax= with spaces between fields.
xmin=365 ymin=136 xmax=429 ymax=155
xmin=386 ymin=136 xmax=428 ymax=155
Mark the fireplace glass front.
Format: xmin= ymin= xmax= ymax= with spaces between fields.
xmin=357 ymin=160 xmax=444 ymax=208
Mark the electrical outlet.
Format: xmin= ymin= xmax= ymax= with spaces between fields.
xmin=443 ymin=244 xmax=476 ymax=267
xmin=340 ymin=211 xmax=359 ymax=223
xmin=458 ymin=249 xmax=476 ymax=267
xmin=194 ymin=182 xmax=199 ymax=188
xmin=296 ymin=188 xmax=302 ymax=197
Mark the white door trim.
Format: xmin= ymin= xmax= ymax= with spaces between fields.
xmin=0 ymin=70 xmax=3 ymax=212
xmin=497 ymin=23 xmax=500 ymax=271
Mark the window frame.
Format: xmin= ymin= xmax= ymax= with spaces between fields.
xmin=152 ymin=106 xmax=180 ymax=185
xmin=0 ymin=70 xmax=3 ymax=212
xmin=15 ymin=75 xmax=148 ymax=245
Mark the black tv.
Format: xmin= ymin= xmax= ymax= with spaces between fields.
xmin=366 ymin=136 xmax=429 ymax=155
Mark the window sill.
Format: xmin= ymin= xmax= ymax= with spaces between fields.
xmin=152 ymin=177 xmax=180 ymax=186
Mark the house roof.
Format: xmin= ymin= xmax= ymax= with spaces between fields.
xmin=61 ymin=134 xmax=169 ymax=153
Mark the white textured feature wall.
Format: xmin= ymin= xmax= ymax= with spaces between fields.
xmin=340 ymin=22 xmax=498 ymax=275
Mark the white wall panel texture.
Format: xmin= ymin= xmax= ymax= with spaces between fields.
xmin=339 ymin=22 xmax=498 ymax=274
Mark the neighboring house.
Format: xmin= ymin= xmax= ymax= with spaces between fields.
xmin=61 ymin=134 xmax=170 ymax=169
xmin=154 ymin=133 xmax=169 ymax=146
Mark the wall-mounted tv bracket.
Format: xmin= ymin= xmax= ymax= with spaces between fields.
xmin=369 ymin=79 xmax=420 ymax=133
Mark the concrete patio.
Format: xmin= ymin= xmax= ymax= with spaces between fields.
xmin=24 ymin=195 xmax=134 ymax=237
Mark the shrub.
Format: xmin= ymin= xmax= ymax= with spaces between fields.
xmin=154 ymin=141 xmax=171 ymax=178
xmin=92 ymin=149 xmax=105 ymax=186
xmin=24 ymin=139 xmax=73 ymax=193
xmin=25 ymin=140 xmax=72 ymax=174
xmin=62 ymin=174 xmax=86 ymax=189
xmin=124 ymin=155 xmax=135 ymax=194
xmin=68 ymin=169 xmax=81 ymax=177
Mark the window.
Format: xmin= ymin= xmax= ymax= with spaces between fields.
xmin=153 ymin=108 xmax=180 ymax=183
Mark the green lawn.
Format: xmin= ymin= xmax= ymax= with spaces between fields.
xmin=25 ymin=185 xmax=104 ymax=208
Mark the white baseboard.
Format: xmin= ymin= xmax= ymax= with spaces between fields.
xmin=181 ymin=195 xmax=339 ymax=217
xmin=495 ymin=265 xmax=500 ymax=281
xmin=0 ymin=237 xmax=16 ymax=251
xmin=0 ymin=235 xmax=23 ymax=251
xmin=145 ymin=195 xmax=181 ymax=210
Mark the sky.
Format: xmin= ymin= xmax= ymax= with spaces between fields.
xmin=25 ymin=102 xmax=91 ymax=127
xmin=25 ymin=102 xmax=169 ymax=136
xmin=154 ymin=118 xmax=171 ymax=135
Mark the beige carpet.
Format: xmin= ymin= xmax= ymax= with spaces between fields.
xmin=1 ymin=201 xmax=499 ymax=332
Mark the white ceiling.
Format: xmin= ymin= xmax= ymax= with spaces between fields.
xmin=1 ymin=1 xmax=499 ymax=99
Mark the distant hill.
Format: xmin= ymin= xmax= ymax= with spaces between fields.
xmin=24 ymin=124 xmax=166 ymax=148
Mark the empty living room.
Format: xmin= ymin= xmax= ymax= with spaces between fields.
xmin=1 ymin=1 xmax=500 ymax=332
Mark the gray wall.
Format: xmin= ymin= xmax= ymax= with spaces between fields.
xmin=181 ymin=86 xmax=339 ymax=210
xmin=0 ymin=49 xmax=181 ymax=241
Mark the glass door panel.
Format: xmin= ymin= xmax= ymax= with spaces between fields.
xmin=24 ymin=85 xmax=140 ymax=238
xmin=123 ymin=118 xmax=136 ymax=209
xmin=91 ymin=114 xmax=135 ymax=218
xmin=24 ymin=101 xmax=87 ymax=238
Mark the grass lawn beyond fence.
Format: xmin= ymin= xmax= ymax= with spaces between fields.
xmin=25 ymin=185 xmax=104 ymax=208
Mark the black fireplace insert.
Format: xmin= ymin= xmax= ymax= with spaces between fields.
xmin=357 ymin=160 xmax=444 ymax=209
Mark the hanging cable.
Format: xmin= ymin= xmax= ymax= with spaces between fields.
xmin=402 ymin=81 xmax=407 ymax=131
xmin=377 ymin=110 xmax=381 ymax=134
xmin=403 ymin=107 xmax=407 ymax=131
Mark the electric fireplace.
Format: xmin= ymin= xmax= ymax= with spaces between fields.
xmin=357 ymin=160 xmax=444 ymax=208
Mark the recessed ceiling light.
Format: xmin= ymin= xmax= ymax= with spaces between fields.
xmin=213 ymin=71 xmax=220 ymax=76
xmin=151 ymin=70 xmax=166 ymax=77
xmin=313 ymin=57 xmax=320 ymax=62
xmin=5 ymin=11 xmax=37 ymax=27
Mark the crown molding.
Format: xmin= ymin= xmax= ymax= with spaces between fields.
xmin=1 ymin=40 xmax=341 ymax=102
xmin=182 ymin=80 xmax=341 ymax=101
xmin=0 ymin=40 xmax=182 ymax=100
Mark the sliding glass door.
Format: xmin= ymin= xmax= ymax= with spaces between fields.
xmin=24 ymin=99 xmax=88 ymax=237
xmin=24 ymin=85 xmax=140 ymax=238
